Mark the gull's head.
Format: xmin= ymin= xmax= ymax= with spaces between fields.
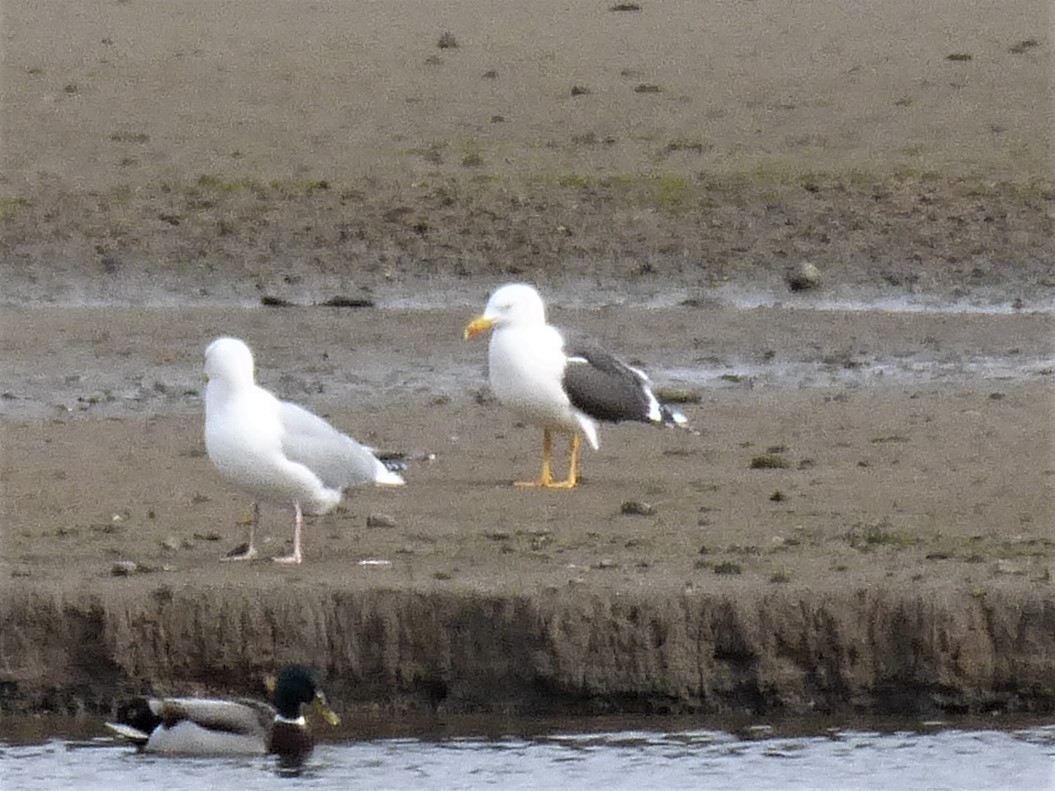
xmin=464 ymin=283 xmax=546 ymax=339
xmin=204 ymin=336 xmax=256 ymax=388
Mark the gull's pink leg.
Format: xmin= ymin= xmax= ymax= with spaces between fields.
xmin=222 ymin=502 xmax=260 ymax=561
xmin=273 ymin=502 xmax=304 ymax=564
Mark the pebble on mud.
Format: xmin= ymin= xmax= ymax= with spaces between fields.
xmin=317 ymin=296 xmax=376 ymax=309
xmin=750 ymin=453 xmax=790 ymax=469
xmin=712 ymin=561 xmax=743 ymax=575
xmin=653 ymin=386 xmax=702 ymax=404
xmin=367 ymin=512 xmax=398 ymax=528
xmin=111 ymin=560 xmax=140 ymax=576
xmin=621 ymin=500 xmax=657 ymax=516
xmin=785 ymin=261 xmax=821 ymax=291
xmin=260 ymin=295 xmax=295 ymax=307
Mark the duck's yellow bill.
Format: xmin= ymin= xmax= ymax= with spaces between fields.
xmin=463 ymin=315 xmax=494 ymax=340
xmin=312 ymin=693 xmax=341 ymax=727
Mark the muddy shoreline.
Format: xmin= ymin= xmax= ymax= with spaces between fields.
xmin=3 ymin=580 xmax=1053 ymax=718
xmin=2 ymin=0 xmax=1053 ymax=720
xmin=2 ymin=305 xmax=1053 ymax=718
xmin=4 ymin=174 xmax=1053 ymax=312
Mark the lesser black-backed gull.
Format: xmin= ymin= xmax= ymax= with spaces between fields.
xmin=464 ymin=283 xmax=687 ymax=488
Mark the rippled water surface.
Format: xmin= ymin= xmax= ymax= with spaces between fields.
xmin=3 ymin=719 xmax=1052 ymax=791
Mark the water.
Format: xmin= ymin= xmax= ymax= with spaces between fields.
xmin=3 ymin=718 xmax=1052 ymax=790
xmin=3 ymin=298 xmax=1051 ymax=422
xmin=7 ymin=274 xmax=1054 ymax=315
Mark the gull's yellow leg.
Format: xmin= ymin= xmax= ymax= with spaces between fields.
xmin=515 ymin=428 xmax=555 ymax=487
xmin=547 ymin=433 xmax=581 ymax=489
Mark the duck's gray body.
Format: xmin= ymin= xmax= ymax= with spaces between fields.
xmin=106 ymin=696 xmax=274 ymax=755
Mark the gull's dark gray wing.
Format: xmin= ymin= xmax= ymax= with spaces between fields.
xmin=559 ymin=331 xmax=656 ymax=424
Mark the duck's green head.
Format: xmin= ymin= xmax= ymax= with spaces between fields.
xmin=271 ymin=665 xmax=341 ymax=726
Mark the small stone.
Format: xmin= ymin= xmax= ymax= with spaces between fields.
xmin=713 ymin=561 xmax=743 ymax=575
xmin=653 ymin=386 xmax=702 ymax=404
xmin=160 ymin=536 xmax=180 ymax=551
xmin=111 ymin=561 xmax=139 ymax=576
xmin=621 ymin=500 xmax=656 ymax=516
xmin=260 ymin=295 xmax=295 ymax=307
xmin=367 ymin=512 xmax=398 ymax=529
xmin=317 ymin=296 xmax=375 ymax=309
xmin=786 ymin=261 xmax=821 ymax=292
xmin=751 ymin=453 xmax=790 ymax=469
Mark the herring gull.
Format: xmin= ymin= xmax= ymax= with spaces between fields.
xmin=203 ymin=337 xmax=403 ymax=564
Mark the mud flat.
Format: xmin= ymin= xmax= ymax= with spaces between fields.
xmin=1 ymin=0 xmax=1053 ymax=718
xmin=1 ymin=305 xmax=1053 ymax=717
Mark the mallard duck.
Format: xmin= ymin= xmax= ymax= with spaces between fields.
xmin=105 ymin=665 xmax=340 ymax=759
xmin=464 ymin=283 xmax=687 ymax=488
xmin=203 ymin=336 xmax=404 ymax=564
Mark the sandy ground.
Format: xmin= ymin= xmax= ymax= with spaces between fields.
xmin=0 ymin=1 xmax=1053 ymax=713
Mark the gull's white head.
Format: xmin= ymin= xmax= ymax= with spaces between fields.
xmin=204 ymin=336 xmax=256 ymax=387
xmin=464 ymin=283 xmax=546 ymax=338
